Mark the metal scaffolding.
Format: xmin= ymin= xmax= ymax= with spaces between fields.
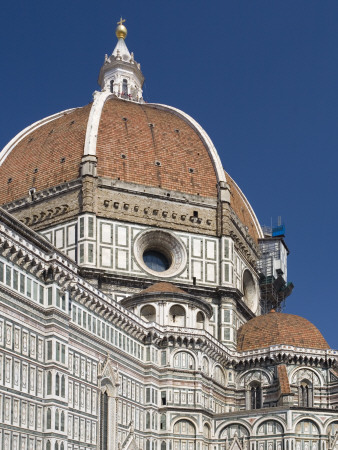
xmin=258 ymin=226 xmax=294 ymax=314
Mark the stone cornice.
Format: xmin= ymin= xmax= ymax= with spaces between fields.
xmin=229 ymin=208 xmax=260 ymax=263
xmin=2 ymin=179 xmax=82 ymax=214
xmin=98 ymin=177 xmax=217 ymax=208
xmin=236 ymin=345 xmax=338 ymax=368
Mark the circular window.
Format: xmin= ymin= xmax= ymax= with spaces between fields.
xmin=143 ymin=250 xmax=170 ymax=272
xmin=134 ymin=229 xmax=187 ymax=277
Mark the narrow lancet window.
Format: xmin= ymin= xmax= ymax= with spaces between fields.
xmin=100 ymin=391 xmax=109 ymax=450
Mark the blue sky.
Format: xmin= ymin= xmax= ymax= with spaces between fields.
xmin=1 ymin=1 xmax=338 ymax=346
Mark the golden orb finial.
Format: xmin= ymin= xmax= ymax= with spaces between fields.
xmin=116 ymin=17 xmax=127 ymax=40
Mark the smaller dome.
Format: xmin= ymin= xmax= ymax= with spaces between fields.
xmin=140 ymin=282 xmax=187 ymax=295
xmin=121 ymin=282 xmax=213 ymax=320
xmin=237 ymin=310 xmax=329 ymax=351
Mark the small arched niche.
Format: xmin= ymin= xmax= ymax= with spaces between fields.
xmin=213 ymin=365 xmax=226 ymax=385
xmin=243 ymin=269 xmax=258 ymax=312
xmin=140 ymin=304 xmax=156 ymax=323
xmin=169 ymin=304 xmax=186 ymax=326
xmin=202 ymin=356 xmax=209 ymax=376
xmin=196 ymin=311 xmax=205 ymax=329
xmin=203 ymin=423 xmax=211 ymax=438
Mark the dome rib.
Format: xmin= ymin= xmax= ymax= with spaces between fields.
xmin=225 ymin=170 xmax=264 ymax=242
xmin=150 ymin=103 xmax=226 ymax=186
xmin=95 ymin=97 xmax=219 ymax=197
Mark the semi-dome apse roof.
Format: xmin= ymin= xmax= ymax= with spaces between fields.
xmin=237 ymin=310 xmax=330 ymax=352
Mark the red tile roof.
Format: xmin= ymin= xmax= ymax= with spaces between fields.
xmin=140 ymin=282 xmax=186 ymax=295
xmin=277 ymin=364 xmax=291 ymax=394
xmin=237 ymin=310 xmax=329 ymax=351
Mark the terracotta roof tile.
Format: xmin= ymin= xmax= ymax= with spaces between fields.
xmin=96 ymin=98 xmax=218 ymax=197
xmin=277 ymin=364 xmax=291 ymax=395
xmin=0 ymin=105 xmax=91 ymax=205
xmin=141 ymin=282 xmax=186 ymax=295
xmin=237 ymin=310 xmax=329 ymax=351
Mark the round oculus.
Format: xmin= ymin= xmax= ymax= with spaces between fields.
xmin=143 ymin=250 xmax=170 ymax=272
xmin=134 ymin=229 xmax=186 ymax=277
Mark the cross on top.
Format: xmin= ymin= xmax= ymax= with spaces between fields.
xmin=117 ymin=17 xmax=126 ymax=26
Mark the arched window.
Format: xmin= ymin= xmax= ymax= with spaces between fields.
xmin=214 ymin=366 xmax=226 ymax=385
xmin=55 ymin=408 xmax=59 ymax=430
xmin=61 ymin=411 xmax=65 ymax=431
xmin=327 ymin=421 xmax=338 ymax=449
xmin=55 ymin=373 xmax=60 ymax=396
xmin=295 ymin=420 xmax=319 ymax=435
xmin=100 ymin=391 xmax=108 ymax=450
xmin=299 ymin=380 xmax=313 ymax=407
xmin=146 ymin=411 xmax=151 ymax=429
xmin=46 ymin=441 xmax=51 ymax=450
xmin=60 ymin=443 xmax=64 ymax=450
xmin=196 ymin=312 xmax=205 ymax=329
xmin=47 ymin=408 xmax=51 ymax=429
xmin=250 ymin=381 xmax=262 ymax=409
xmin=61 ymin=375 xmax=65 ymax=397
xmin=55 ymin=442 xmax=59 ymax=450
xmin=169 ymin=305 xmax=186 ymax=327
xmin=161 ymin=442 xmax=166 ymax=450
xmin=140 ymin=305 xmax=156 ymax=323
xmin=173 ymin=420 xmax=196 ymax=434
xmin=221 ymin=424 xmax=249 ymax=444
xmin=295 ymin=420 xmax=319 ymax=450
xmin=174 ymin=419 xmax=196 ymax=434
xmin=202 ymin=357 xmax=209 ymax=376
xmin=257 ymin=420 xmax=284 ymax=435
xmin=100 ymin=378 xmax=117 ymax=450
xmin=160 ymin=414 xmax=166 ymax=430
xmin=173 ymin=351 xmax=195 ymax=370
xmin=47 ymin=371 xmax=52 ymax=395
xmin=110 ymin=80 xmax=114 ymax=93
xmin=174 ymin=420 xmax=196 ymax=450
xmin=122 ymin=79 xmax=128 ymax=98
xmin=203 ymin=424 xmax=211 ymax=450
xmin=203 ymin=423 xmax=211 ymax=438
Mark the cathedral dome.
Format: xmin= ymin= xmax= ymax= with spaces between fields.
xmin=237 ymin=310 xmax=329 ymax=351
xmin=0 ymin=97 xmax=263 ymax=241
xmin=0 ymin=23 xmax=263 ymax=244
xmin=0 ymin=98 xmax=218 ymax=199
